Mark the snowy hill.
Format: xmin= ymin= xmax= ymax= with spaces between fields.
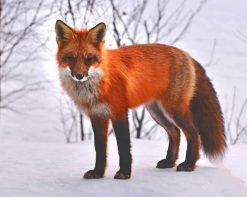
xmin=0 ymin=137 xmax=247 ymax=197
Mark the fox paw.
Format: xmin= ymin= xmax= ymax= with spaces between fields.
xmin=83 ymin=170 xmax=104 ymax=179
xmin=176 ymin=162 xmax=195 ymax=172
xmin=156 ymin=159 xmax=175 ymax=168
xmin=114 ymin=170 xmax=131 ymax=180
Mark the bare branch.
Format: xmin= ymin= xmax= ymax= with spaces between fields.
xmin=225 ymin=88 xmax=247 ymax=145
xmin=204 ymin=40 xmax=218 ymax=67
xmin=235 ymin=98 xmax=247 ymax=138
xmin=226 ymin=88 xmax=236 ymax=138
xmin=235 ymin=30 xmax=247 ymax=43
xmin=170 ymin=0 xmax=207 ymax=44
xmin=0 ymin=0 xmax=57 ymax=112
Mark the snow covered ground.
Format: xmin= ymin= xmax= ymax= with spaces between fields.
xmin=0 ymin=136 xmax=247 ymax=197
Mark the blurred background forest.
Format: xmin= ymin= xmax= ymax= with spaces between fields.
xmin=1 ymin=0 xmax=247 ymax=145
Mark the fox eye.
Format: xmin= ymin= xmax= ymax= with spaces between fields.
xmin=85 ymin=55 xmax=98 ymax=63
xmin=62 ymin=55 xmax=75 ymax=63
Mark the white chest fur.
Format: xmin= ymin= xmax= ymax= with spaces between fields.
xmin=59 ymin=67 xmax=111 ymax=118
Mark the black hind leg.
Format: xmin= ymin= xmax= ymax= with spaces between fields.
xmin=157 ymin=128 xmax=180 ymax=168
xmin=174 ymin=111 xmax=200 ymax=171
xmin=146 ymin=102 xmax=180 ymax=168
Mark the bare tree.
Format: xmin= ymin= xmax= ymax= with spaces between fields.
xmin=109 ymin=0 xmax=207 ymax=46
xmin=132 ymin=108 xmax=146 ymax=139
xmin=233 ymin=99 xmax=247 ymax=144
xmin=0 ymin=0 xmax=56 ymax=112
xmin=58 ymin=93 xmax=79 ymax=143
xmin=55 ymin=0 xmax=105 ymax=27
xmin=225 ymin=88 xmax=247 ymax=144
xmin=131 ymin=108 xmax=160 ymax=139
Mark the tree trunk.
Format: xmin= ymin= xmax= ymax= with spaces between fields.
xmin=136 ymin=128 xmax=142 ymax=139
xmin=80 ymin=113 xmax=84 ymax=141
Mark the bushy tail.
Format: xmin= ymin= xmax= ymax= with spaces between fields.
xmin=191 ymin=60 xmax=227 ymax=161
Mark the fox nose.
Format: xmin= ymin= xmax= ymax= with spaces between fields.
xmin=75 ymin=74 xmax=83 ymax=80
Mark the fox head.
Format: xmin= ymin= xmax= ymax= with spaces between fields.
xmin=55 ymin=20 xmax=106 ymax=82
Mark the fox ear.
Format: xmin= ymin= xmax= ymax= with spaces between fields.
xmin=55 ymin=20 xmax=73 ymax=45
xmin=87 ymin=23 xmax=106 ymax=46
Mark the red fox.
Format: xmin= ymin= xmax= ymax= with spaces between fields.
xmin=55 ymin=20 xmax=226 ymax=179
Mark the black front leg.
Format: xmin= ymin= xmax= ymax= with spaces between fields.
xmin=112 ymin=115 xmax=132 ymax=179
xmin=83 ymin=117 xmax=109 ymax=179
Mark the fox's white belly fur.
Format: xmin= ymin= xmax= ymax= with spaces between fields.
xmin=59 ymin=67 xmax=111 ymax=118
